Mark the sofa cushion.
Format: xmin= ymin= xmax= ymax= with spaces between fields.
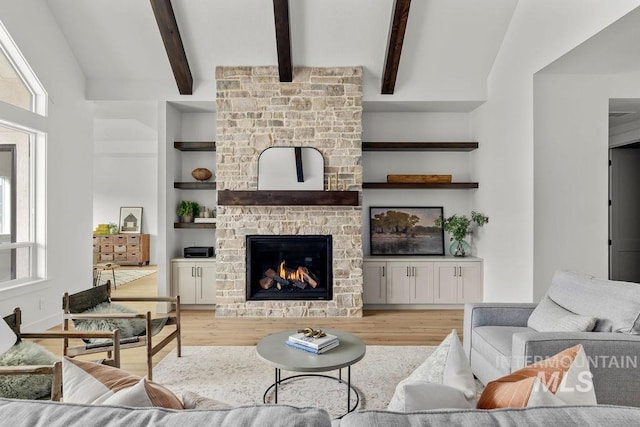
xmin=472 ymin=326 xmax=533 ymax=372
xmin=387 ymin=330 xmax=476 ymax=411
xmin=477 ymin=344 xmax=596 ymax=409
xmin=547 ymin=270 xmax=640 ymax=334
xmin=527 ymin=297 xmax=597 ymax=332
xmin=62 ymin=357 xmax=183 ymax=409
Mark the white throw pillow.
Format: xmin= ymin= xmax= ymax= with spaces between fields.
xmin=387 ymin=330 xmax=476 ymax=411
xmin=62 ymin=356 xmax=183 ymax=409
xmin=528 ymin=297 xmax=597 ymax=332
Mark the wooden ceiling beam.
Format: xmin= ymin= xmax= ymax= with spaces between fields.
xmin=150 ymin=0 xmax=193 ymax=95
xmin=381 ymin=0 xmax=411 ymax=94
xmin=273 ymin=0 xmax=293 ymax=82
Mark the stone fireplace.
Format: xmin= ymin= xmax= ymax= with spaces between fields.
xmin=215 ymin=66 xmax=363 ymax=317
xmin=246 ymin=235 xmax=333 ymax=301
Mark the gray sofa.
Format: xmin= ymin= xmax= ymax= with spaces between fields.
xmin=464 ymin=270 xmax=640 ymax=407
xmin=2 ymin=398 xmax=640 ymax=426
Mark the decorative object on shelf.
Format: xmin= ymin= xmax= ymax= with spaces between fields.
xmin=177 ymin=200 xmax=200 ymax=223
xmin=108 ymin=222 xmax=118 ymax=235
xmin=434 ymin=211 xmax=489 ymax=257
xmin=191 ymin=168 xmax=213 ymax=181
xmin=386 ymin=174 xmax=452 ymax=184
xmin=370 ymin=207 xmax=444 ymax=256
xmin=118 ymin=207 xmax=143 ymax=234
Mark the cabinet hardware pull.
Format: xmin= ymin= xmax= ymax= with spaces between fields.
xmin=453 ymin=266 xmax=457 ymax=277
xmin=382 ymin=266 xmax=385 ymax=277
xmin=197 ymin=267 xmax=202 ymax=277
xmin=407 ymin=266 xmax=409 ymax=277
xmin=192 ymin=266 xmax=196 ymax=277
xmin=458 ymin=266 xmax=462 ymax=277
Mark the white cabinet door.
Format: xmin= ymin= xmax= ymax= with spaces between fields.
xmin=433 ymin=262 xmax=459 ymax=303
xmin=363 ymin=261 xmax=387 ymax=304
xmin=198 ymin=262 xmax=217 ymax=304
xmin=458 ymin=262 xmax=482 ymax=303
xmin=412 ymin=262 xmax=434 ymax=303
xmin=387 ymin=262 xmax=412 ymax=304
xmin=173 ymin=262 xmax=197 ymax=304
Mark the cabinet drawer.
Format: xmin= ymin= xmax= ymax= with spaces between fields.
xmin=93 ymin=244 xmax=100 ymax=253
xmin=93 ymin=236 xmax=101 ymax=245
xmin=113 ymin=235 xmax=128 ymax=245
xmin=127 ymin=244 xmax=140 ymax=253
xmin=100 ymin=253 xmax=114 ymax=261
xmin=100 ymin=235 xmax=115 ymax=243
xmin=114 ymin=253 xmax=128 ymax=261
xmin=127 ymin=252 xmax=141 ymax=261
xmin=127 ymin=235 xmax=141 ymax=245
xmin=114 ymin=244 xmax=127 ymax=253
xmin=100 ymin=243 xmax=113 ymax=252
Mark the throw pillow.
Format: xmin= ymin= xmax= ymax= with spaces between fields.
xmin=182 ymin=391 xmax=232 ymax=410
xmin=387 ymin=330 xmax=476 ymax=411
xmin=477 ymin=344 xmax=597 ymax=409
xmin=62 ymin=356 xmax=183 ymax=409
xmin=72 ymin=302 xmax=147 ymax=343
xmin=0 ymin=341 xmax=59 ymax=400
xmin=528 ymin=297 xmax=597 ymax=332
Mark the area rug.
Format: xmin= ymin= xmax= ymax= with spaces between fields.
xmin=154 ymin=345 xmax=435 ymax=418
xmin=95 ymin=269 xmax=156 ymax=287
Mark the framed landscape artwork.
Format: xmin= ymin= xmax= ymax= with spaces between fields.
xmin=370 ymin=207 xmax=444 ymax=256
xmin=119 ymin=207 xmax=143 ymax=234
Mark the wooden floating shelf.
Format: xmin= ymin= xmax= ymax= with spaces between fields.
xmin=174 ymin=222 xmax=216 ymax=229
xmin=363 ymin=182 xmax=479 ymax=189
xmin=174 ymin=141 xmax=216 ymax=151
xmin=218 ymin=190 xmax=360 ymax=206
xmin=174 ymin=182 xmax=217 ymax=189
xmin=362 ymin=142 xmax=478 ymax=152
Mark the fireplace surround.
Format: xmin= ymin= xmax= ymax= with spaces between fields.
xmin=246 ymin=235 xmax=333 ymax=301
xmin=215 ymin=66 xmax=363 ymax=317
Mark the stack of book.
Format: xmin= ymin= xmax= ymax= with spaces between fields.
xmin=286 ymin=331 xmax=340 ymax=354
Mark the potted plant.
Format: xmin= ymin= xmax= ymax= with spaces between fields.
xmin=177 ymin=200 xmax=200 ymax=223
xmin=435 ymin=211 xmax=489 ymax=257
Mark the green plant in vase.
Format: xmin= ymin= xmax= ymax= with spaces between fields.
xmin=177 ymin=200 xmax=200 ymax=223
xmin=435 ymin=211 xmax=489 ymax=257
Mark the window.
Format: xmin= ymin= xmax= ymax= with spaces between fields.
xmin=0 ymin=20 xmax=46 ymax=289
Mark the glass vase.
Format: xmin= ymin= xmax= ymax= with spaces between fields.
xmin=450 ymin=239 xmax=471 ymax=257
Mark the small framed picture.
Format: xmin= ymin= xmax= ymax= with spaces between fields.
xmin=118 ymin=207 xmax=143 ymax=234
xmin=370 ymin=207 xmax=444 ymax=256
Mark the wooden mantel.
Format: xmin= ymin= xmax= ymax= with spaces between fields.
xmin=217 ymin=190 xmax=359 ymax=206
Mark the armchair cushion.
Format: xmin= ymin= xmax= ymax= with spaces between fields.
xmin=473 ymin=326 xmax=533 ymax=374
xmin=0 ymin=341 xmax=58 ymax=400
xmin=527 ymin=297 xmax=597 ymax=333
xmin=546 ymin=270 xmax=640 ymax=333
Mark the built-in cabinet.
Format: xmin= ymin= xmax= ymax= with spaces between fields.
xmin=171 ymin=258 xmax=216 ymax=305
xmin=363 ymin=257 xmax=482 ymax=306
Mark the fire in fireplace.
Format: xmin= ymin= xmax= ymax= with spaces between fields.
xmin=246 ymin=235 xmax=333 ymax=301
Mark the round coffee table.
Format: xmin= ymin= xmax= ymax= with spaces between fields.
xmin=256 ymin=329 xmax=366 ymax=417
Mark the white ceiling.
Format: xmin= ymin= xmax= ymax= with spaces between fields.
xmin=45 ymin=0 xmax=518 ymax=112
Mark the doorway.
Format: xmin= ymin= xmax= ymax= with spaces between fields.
xmin=609 ymin=142 xmax=640 ymax=282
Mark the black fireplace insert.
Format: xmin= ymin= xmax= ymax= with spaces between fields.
xmin=246 ymin=235 xmax=333 ymax=301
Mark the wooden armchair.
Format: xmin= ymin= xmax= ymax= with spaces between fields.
xmin=0 ymin=307 xmax=121 ymax=401
xmin=62 ymin=282 xmax=181 ymax=380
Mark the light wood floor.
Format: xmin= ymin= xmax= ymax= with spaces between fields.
xmin=36 ymin=268 xmax=463 ymax=378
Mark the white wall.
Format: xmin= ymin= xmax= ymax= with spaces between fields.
xmin=0 ymin=0 xmax=93 ymax=330
xmin=362 ymin=112 xmax=479 ymax=256
xmin=533 ymin=72 xmax=640 ymax=301
xmin=471 ymin=0 xmax=640 ymax=303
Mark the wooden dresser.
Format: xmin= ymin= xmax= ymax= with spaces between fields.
xmin=93 ymin=234 xmax=150 ymax=266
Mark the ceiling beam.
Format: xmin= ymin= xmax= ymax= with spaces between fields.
xmin=272 ymin=0 xmax=293 ymax=82
xmin=381 ymin=0 xmax=411 ymax=94
xmin=150 ymin=0 xmax=193 ymax=95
